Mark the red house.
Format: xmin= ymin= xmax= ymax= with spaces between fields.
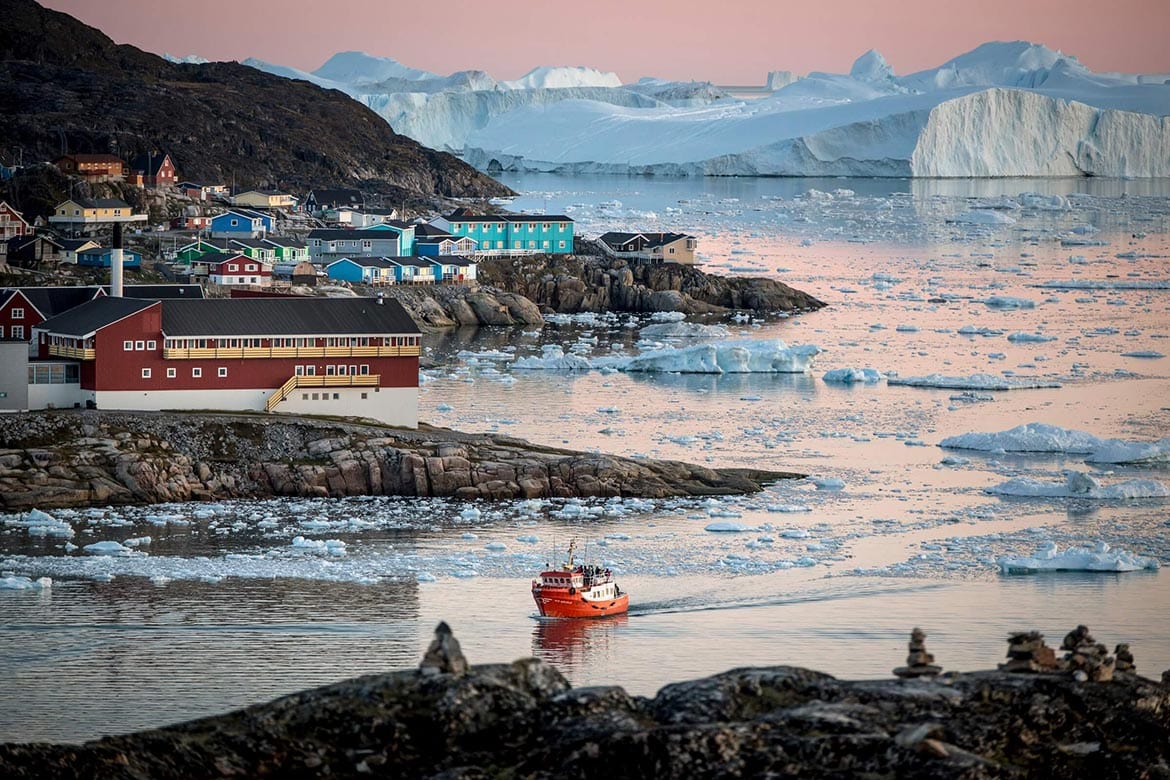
xmin=208 ymin=254 xmax=273 ymax=288
xmin=0 ymin=285 xmax=203 ymax=343
xmin=0 ymin=201 xmax=30 ymax=261
xmin=128 ymin=153 xmax=177 ymax=188
xmin=31 ymin=296 xmax=421 ymax=427
xmin=54 ymin=154 xmax=128 ymax=182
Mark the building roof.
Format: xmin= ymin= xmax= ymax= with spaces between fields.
xmin=60 ymin=239 xmax=99 ymax=251
xmin=78 ymin=247 xmax=139 ymax=257
xmin=64 ymin=197 xmax=132 ymax=210
xmin=432 ymin=255 xmax=475 ymax=267
xmin=129 ymin=152 xmax=171 ymax=174
xmin=111 ymin=284 xmax=205 ymax=300
xmin=7 ymin=234 xmax=64 ymax=251
xmin=328 ymin=256 xmax=399 ymax=269
xmin=261 ymin=236 xmax=307 ymax=249
xmin=598 ymin=231 xmax=693 ymax=249
xmin=445 ymin=208 xmax=573 ymax=223
xmin=416 ymin=236 xmax=475 ymax=246
xmin=214 ymin=209 xmax=270 ymax=222
xmin=161 ymin=297 xmax=419 ymax=337
xmin=228 ymin=238 xmax=272 ymax=249
xmin=189 ymin=251 xmax=246 ymax=265
xmin=309 ymin=188 xmax=364 ymax=207
xmin=36 ymin=296 xmax=158 ymax=338
xmin=412 ymin=224 xmax=454 ymax=238
xmin=56 ymin=154 xmax=125 ymax=164
xmin=307 ymin=229 xmax=403 ymax=241
xmin=385 ymin=256 xmax=439 ymax=268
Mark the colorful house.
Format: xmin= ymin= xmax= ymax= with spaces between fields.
xmin=49 ymin=198 xmax=146 ymax=227
xmin=174 ymin=238 xmax=223 ymax=263
xmin=326 ymin=207 xmax=400 ymax=228
xmin=231 ymin=190 xmax=298 ymax=210
xmin=59 ymin=239 xmax=101 ymax=265
xmin=128 ymin=152 xmax=177 ymax=188
xmin=170 ymin=215 xmax=212 ymax=231
xmin=227 ymin=238 xmax=276 ymax=264
xmin=597 ymin=231 xmax=699 ymax=265
xmin=0 ymin=201 xmax=30 ymax=261
xmin=0 ymin=284 xmax=202 ymax=345
xmin=325 ymin=257 xmax=398 ymax=286
xmin=430 ymin=208 xmax=574 ymax=254
xmin=6 ymin=234 xmax=65 ymax=266
xmin=177 ymin=182 xmax=229 ymax=202
xmin=54 ymin=154 xmax=127 ymax=182
xmin=207 ymin=254 xmax=272 ymax=288
xmin=307 ymin=229 xmax=401 ymax=265
xmin=29 ymin=296 xmax=421 ymax=427
xmin=77 ymin=247 xmax=142 ymax=269
xmin=209 ymin=210 xmax=273 ymax=238
xmin=429 ymin=256 xmax=477 ymax=282
xmin=261 ymin=236 xmax=309 ymax=263
xmin=305 ymin=188 xmax=364 ymax=214
xmin=386 ymin=257 xmax=437 ymax=284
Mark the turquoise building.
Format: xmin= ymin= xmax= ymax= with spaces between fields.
xmin=432 ymin=208 xmax=573 ymax=254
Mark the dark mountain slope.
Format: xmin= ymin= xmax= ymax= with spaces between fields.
xmin=0 ymin=0 xmax=510 ymax=202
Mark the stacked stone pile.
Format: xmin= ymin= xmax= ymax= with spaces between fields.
xmin=1062 ymin=625 xmax=1115 ymax=682
xmin=999 ymin=630 xmax=1060 ymax=673
xmin=1114 ymin=643 xmax=1135 ymax=673
xmin=892 ymin=627 xmax=942 ymax=678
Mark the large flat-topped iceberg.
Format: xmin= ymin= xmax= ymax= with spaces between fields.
xmin=512 ymin=340 xmax=819 ymax=374
xmin=998 ymin=541 xmax=1160 ymax=574
xmin=941 ymin=423 xmax=1170 ymax=464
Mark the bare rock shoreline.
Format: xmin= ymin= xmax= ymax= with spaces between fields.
xmin=0 ymin=411 xmax=796 ymax=512
xmin=3 ymin=624 xmax=1168 ymax=778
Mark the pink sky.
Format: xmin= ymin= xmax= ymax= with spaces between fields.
xmin=44 ymin=0 xmax=1170 ymax=83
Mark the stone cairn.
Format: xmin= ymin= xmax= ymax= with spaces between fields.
xmin=1000 ymin=630 xmax=1060 ymax=673
xmin=893 ymin=628 xmax=942 ymax=678
xmin=1114 ymin=643 xmax=1135 ymax=673
xmin=1062 ymin=625 xmax=1114 ymax=682
xmin=419 ymin=621 xmax=469 ymax=677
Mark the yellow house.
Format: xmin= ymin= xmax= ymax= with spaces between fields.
xmin=232 ymin=190 xmax=298 ymax=210
xmin=49 ymin=198 xmax=147 ymax=226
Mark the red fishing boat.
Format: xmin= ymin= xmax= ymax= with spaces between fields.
xmin=531 ymin=539 xmax=628 ymax=618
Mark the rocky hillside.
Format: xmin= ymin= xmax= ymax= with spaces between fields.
xmin=0 ymin=0 xmax=511 ymax=214
xmin=3 ymin=623 xmax=1167 ymax=778
xmin=478 ymin=254 xmax=827 ymax=315
xmin=0 ymin=411 xmax=794 ymax=512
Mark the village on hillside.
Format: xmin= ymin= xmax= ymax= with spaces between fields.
xmin=0 ymin=152 xmax=700 ymax=426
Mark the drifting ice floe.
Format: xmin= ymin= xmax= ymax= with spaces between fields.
xmin=986 ymin=471 xmax=1170 ymax=499
xmin=998 ymin=541 xmax=1159 ymax=574
xmin=1 ymin=575 xmax=53 ymax=590
xmin=940 ymin=423 xmax=1170 ymax=464
xmin=822 ymin=367 xmax=883 ymax=384
xmin=514 ymin=340 xmax=819 ymax=374
xmin=5 ymin=508 xmax=74 ymax=537
xmin=888 ymin=373 xmax=1061 ymax=391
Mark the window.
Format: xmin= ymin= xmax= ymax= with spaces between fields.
xmin=124 ymin=340 xmax=133 ymax=351
xmin=542 ymin=223 xmax=549 ymax=229
xmin=11 ymin=325 xmax=23 ymax=339
xmin=11 ymin=308 xmax=22 ymax=320
xmin=302 ymin=393 xmax=309 ymax=400
xmin=558 ymin=241 xmax=566 ymax=249
xmin=669 ymin=248 xmax=675 ymax=254
xmin=362 ymin=240 xmax=371 ymax=250
xmin=192 ymin=367 xmax=202 ymax=377
xmin=141 ymin=368 xmax=151 ymax=379
xmin=246 ymin=263 xmax=256 ymax=272
xmin=326 ymin=365 xmax=336 ymax=376
xmin=311 ymin=393 xmax=319 ymax=400
xmin=359 ymin=364 xmax=369 ymax=374
xmin=135 ymin=340 xmax=145 ymax=351
xmin=543 ymin=241 xmax=550 ymax=249
xmin=527 ymin=223 xmax=535 ymax=230
xmin=559 ymin=224 xmax=566 ymax=231
xmin=453 ymin=223 xmax=462 ymax=231
xmin=332 ymin=393 xmax=339 ymax=400
xmin=361 ymin=392 xmax=368 ymax=400
xmin=218 ymin=367 xmax=227 ymax=378
xmin=166 ymin=368 xmax=176 ymax=378
xmin=305 ymin=365 xmax=316 ymax=376
xmin=528 ymin=241 xmax=535 ymax=249
xmin=295 ymin=365 xmax=305 ymax=376
xmin=147 ymin=340 xmax=156 ymax=350
xmin=230 ymin=219 xmax=238 ymax=226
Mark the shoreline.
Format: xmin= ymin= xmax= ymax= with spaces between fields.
xmin=0 ymin=410 xmax=800 ymax=513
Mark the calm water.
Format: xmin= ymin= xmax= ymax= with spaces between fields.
xmin=3 ymin=174 xmax=1170 ymax=743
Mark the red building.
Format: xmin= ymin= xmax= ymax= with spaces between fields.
xmin=32 ymin=296 xmax=420 ymax=426
xmin=54 ymin=154 xmax=128 ymax=182
xmin=0 ymin=285 xmax=203 ymax=343
xmin=0 ymin=201 xmax=30 ymax=261
xmin=208 ymin=254 xmax=273 ymax=289
xmin=128 ymin=153 xmax=177 ymax=188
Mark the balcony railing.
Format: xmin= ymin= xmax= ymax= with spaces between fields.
xmin=163 ymin=344 xmax=420 ymax=360
xmin=47 ymin=344 xmax=96 ymax=360
xmin=265 ymin=373 xmax=380 ymax=411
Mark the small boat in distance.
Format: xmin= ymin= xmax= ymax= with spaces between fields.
xmin=532 ymin=539 xmax=629 ymax=619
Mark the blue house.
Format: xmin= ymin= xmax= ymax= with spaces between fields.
xmin=77 ymin=247 xmax=142 ymax=269
xmin=325 ymin=256 xmax=397 ymax=286
xmin=414 ymin=224 xmax=479 ymax=256
xmin=431 ymin=208 xmax=573 ymax=255
xmin=210 ymin=209 xmax=273 ymax=238
xmin=367 ymin=221 xmax=416 ymax=257
xmin=386 ymin=257 xmax=438 ymax=284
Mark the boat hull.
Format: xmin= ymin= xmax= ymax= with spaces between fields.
xmin=532 ymin=589 xmax=629 ymax=619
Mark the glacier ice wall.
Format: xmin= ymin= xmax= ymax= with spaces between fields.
xmin=910 ymin=88 xmax=1170 ymax=177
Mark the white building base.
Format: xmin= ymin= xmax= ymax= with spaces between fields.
xmin=90 ymin=387 xmax=418 ymax=428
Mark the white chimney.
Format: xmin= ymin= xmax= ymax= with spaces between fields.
xmin=110 ymin=247 xmax=124 ymax=297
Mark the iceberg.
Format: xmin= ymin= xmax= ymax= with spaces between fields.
xmin=998 ymin=541 xmax=1159 ymax=574
xmin=513 ymin=345 xmax=594 ymax=371
xmin=986 ymin=471 xmax=1170 ymax=499
xmin=614 ymin=340 xmax=819 ymax=374
xmin=888 ymin=373 xmax=1061 ymax=390
xmin=940 ymin=423 xmax=1170 ymax=464
xmin=822 ymin=367 xmax=883 ymax=384
xmin=245 ymin=40 xmax=1170 ymax=178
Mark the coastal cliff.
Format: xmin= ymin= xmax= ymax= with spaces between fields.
xmin=3 ymin=624 xmax=1167 ymax=779
xmin=0 ymin=411 xmax=794 ymax=512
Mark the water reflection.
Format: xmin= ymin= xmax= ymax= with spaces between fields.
xmin=532 ymin=614 xmax=628 ymax=673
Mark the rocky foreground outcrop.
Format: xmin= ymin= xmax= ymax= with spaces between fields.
xmin=478 ymin=253 xmax=827 ymax=316
xmin=376 ymin=282 xmax=546 ymax=328
xmin=3 ymin=623 xmax=1168 ymax=779
xmin=0 ymin=411 xmax=793 ymax=512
